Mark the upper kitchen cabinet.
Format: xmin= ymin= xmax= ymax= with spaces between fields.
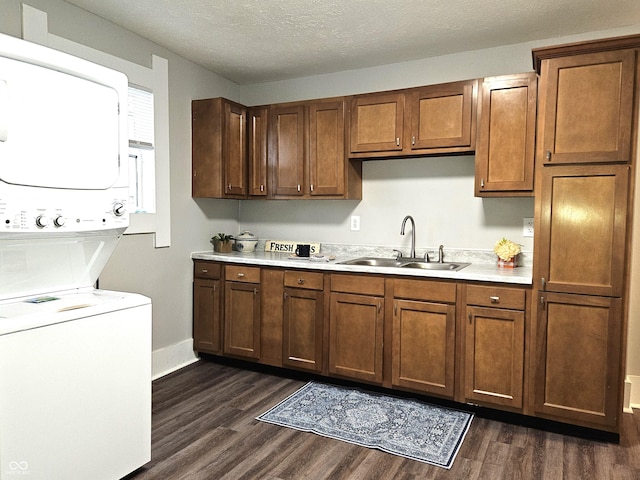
xmin=407 ymin=80 xmax=477 ymax=153
xmin=192 ymin=98 xmax=248 ymax=198
xmin=475 ymin=73 xmax=537 ymax=197
xmin=268 ymin=98 xmax=362 ymax=200
xmin=349 ymin=79 xmax=478 ymax=159
xmin=349 ymin=92 xmax=405 ymax=154
xmin=248 ymin=107 xmax=269 ymax=197
xmin=533 ymin=48 xmax=636 ymax=165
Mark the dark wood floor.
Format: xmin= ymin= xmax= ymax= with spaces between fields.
xmin=128 ymin=359 xmax=640 ymax=480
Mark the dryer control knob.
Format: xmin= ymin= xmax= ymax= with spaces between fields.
xmin=113 ymin=202 xmax=126 ymax=217
xmin=35 ymin=215 xmax=49 ymax=228
xmin=53 ymin=215 xmax=66 ymax=227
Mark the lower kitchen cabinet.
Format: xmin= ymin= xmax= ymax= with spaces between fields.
xmin=390 ymin=278 xmax=456 ymax=398
xmin=533 ymin=291 xmax=622 ymax=430
xmin=193 ymin=261 xmax=223 ymax=354
xmin=329 ymin=274 xmax=385 ymax=384
xmin=464 ymin=284 xmax=527 ymax=410
xmin=282 ymin=270 xmax=325 ymax=372
xmin=224 ymin=265 xmax=261 ymax=359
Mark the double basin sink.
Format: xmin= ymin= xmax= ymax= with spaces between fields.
xmin=338 ymin=257 xmax=470 ymax=272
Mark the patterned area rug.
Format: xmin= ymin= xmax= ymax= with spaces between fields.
xmin=256 ymin=382 xmax=473 ymax=469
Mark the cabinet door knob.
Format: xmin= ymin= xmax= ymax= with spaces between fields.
xmin=298 ymin=278 xmax=305 ymax=285
xmin=468 ymin=312 xmax=473 ymax=324
xmin=541 ymin=277 xmax=546 ymax=290
xmin=260 ymin=184 xmax=264 ymax=192
xmin=490 ymin=296 xmax=500 ymax=303
xmin=481 ymin=178 xmax=485 ymax=188
xmin=411 ymin=136 xmax=416 ymax=146
xmin=396 ymin=137 xmax=400 ymax=147
xmin=545 ymin=150 xmax=552 ymax=161
xmin=297 ymin=184 xmax=301 ymax=192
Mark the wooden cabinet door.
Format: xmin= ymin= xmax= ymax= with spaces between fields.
xmin=538 ymin=50 xmax=635 ymax=165
xmin=269 ymin=105 xmax=305 ymax=197
xmin=475 ymin=73 xmax=537 ymax=196
xmin=308 ymin=100 xmax=345 ymax=197
xmin=407 ymin=80 xmax=476 ymax=152
xmin=193 ymin=278 xmax=222 ymax=354
xmin=392 ymin=299 xmax=455 ymax=398
xmin=329 ymin=292 xmax=384 ymax=383
xmin=248 ymin=107 xmax=268 ymax=196
xmin=223 ymin=101 xmax=247 ymax=197
xmin=350 ymin=92 xmax=404 ymax=154
xmin=537 ymin=164 xmax=630 ymax=297
xmin=224 ymin=281 xmax=261 ymax=359
xmin=283 ymin=288 xmax=324 ymax=372
xmin=533 ymin=292 xmax=622 ymax=429
xmin=465 ymin=306 xmax=524 ymax=408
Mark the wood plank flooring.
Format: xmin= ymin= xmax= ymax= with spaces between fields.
xmin=128 ymin=359 xmax=640 ymax=480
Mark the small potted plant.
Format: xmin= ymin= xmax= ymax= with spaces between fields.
xmin=211 ymin=233 xmax=234 ymax=253
xmin=493 ymin=237 xmax=521 ymax=268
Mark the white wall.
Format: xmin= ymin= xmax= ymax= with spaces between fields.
xmin=2 ymin=0 xmax=640 ymax=385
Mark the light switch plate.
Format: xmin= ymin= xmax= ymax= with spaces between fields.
xmin=523 ymin=217 xmax=534 ymax=237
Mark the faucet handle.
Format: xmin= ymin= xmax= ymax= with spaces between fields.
xmin=393 ymin=249 xmax=403 ymax=260
xmin=438 ymin=245 xmax=444 ymax=263
xmin=423 ymin=252 xmax=430 ymax=263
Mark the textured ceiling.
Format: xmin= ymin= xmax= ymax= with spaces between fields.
xmin=63 ymin=0 xmax=640 ymax=84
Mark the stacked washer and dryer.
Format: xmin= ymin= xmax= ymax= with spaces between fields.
xmin=0 ymin=34 xmax=151 ymax=479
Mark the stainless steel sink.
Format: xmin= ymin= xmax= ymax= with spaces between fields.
xmin=339 ymin=257 xmax=470 ymax=272
xmin=401 ymin=262 xmax=470 ymax=271
xmin=339 ymin=257 xmax=404 ymax=267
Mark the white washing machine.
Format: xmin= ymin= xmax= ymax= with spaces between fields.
xmin=0 ymin=33 xmax=151 ymax=479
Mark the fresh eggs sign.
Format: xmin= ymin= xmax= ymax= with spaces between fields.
xmin=264 ymin=240 xmax=320 ymax=255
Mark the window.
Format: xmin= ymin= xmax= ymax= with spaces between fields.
xmin=128 ymin=86 xmax=156 ymax=214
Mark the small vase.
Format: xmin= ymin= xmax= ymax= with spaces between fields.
xmin=497 ymin=257 xmax=516 ymax=268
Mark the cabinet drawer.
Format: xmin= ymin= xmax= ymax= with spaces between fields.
xmin=466 ymin=284 xmax=525 ymax=310
xmin=194 ymin=261 xmax=221 ymax=279
xmin=330 ymin=274 xmax=385 ymax=296
xmin=392 ymin=278 xmax=456 ymax=303
xmin=284 ymin=270 xmax=324 ymax=290
xmin=225 ymin=265 xmax=260 ymax=283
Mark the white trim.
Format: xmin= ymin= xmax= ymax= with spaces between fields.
xmin=626 ymin=375 xmax=640 ymax=412
xmin=21 ymin=4 xmax=171 ymax=248
xmin=152 ymin=339 xmax=200 ymax=380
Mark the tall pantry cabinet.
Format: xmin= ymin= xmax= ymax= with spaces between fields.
xmin=531 ymin=36 xmax=639 ymax=433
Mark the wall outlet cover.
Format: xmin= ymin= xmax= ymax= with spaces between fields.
xmin=523 ymin=217 xmax=534 ymax=237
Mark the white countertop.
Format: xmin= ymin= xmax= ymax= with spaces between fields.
xmin=191 ymin=250 xmax=533 ymax=285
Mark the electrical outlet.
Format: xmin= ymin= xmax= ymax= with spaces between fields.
xmin=523 ymin=217 xmax=534 ymax=237
xmin=350 ymin=215 xmax=360 ymax=231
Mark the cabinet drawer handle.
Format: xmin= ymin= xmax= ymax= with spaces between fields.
xmin=489 ymin=296 xmax=500 ymax=304
xmin=201 ymin=269 xmax=208 ymax=273
xmin=298 ymin=278 xmax=305 ymax=285
xmin=237 ymin=273 xmax=245 ymax=278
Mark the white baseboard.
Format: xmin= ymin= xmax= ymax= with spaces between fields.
xmin=625 ymin=375 xmax=640 ymax=413
xmin=152 ymin=338 xmax=199 ymax=380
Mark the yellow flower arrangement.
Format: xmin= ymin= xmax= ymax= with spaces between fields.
xmin=493 ymin=238 xmax=521 ymax=261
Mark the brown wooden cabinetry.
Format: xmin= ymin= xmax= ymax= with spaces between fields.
xmin=475 ymin=73 xmax=537 ymax=197
xmin=224 ymin=265 xmax=261 ymax=359
xmin=534 ymin=292 xmax=622 ymax=428
xmin=282 ymin=270 xmax=325 ymax=372
xmin=464 ymin=284 xmax=527 ymax=410
xmin=536 ymin=49 xmax=635 ymax=165
xmin=390 ymin=278 xmax=456 ymax=398
xmin=269 ymin=99 xmax=360 ymax=199
xmin=531 ymin=38 xmax=638 ymax=433
xmin=329 ymin=274 xmax=385 ymax=384
xmin=349 ymin=80 xmax=477 ymax=158
xmin=193 ymin=261 xmax=223 ymax=354
xmin=248 ymin=107 xmax=268 ymax=196
xmin=192 ymin=98 xmax=247 ymax=198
